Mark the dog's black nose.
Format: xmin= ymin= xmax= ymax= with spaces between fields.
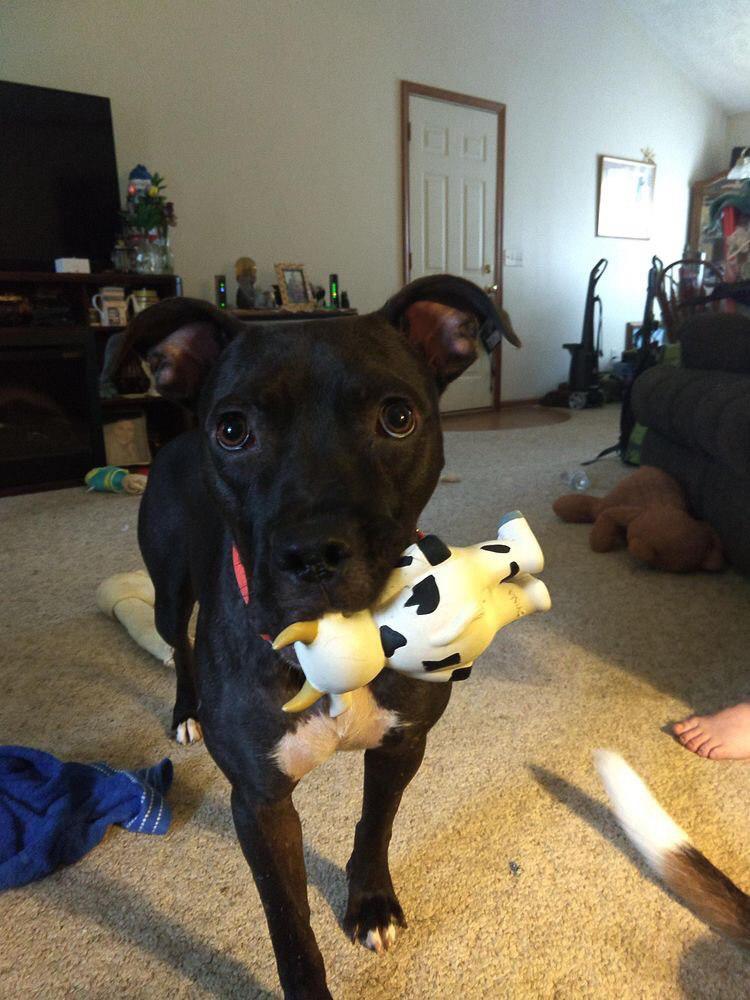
xmin=278 ymin=537 xmax=352 ymax=583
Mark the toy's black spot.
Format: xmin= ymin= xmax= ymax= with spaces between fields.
xmin=395 ymin=555 xmax=413 ymax=567
xmin=380 ymin=626 xmax=407 ymax=658
xmin=417 ymin=534 xmax=451 ymax=566
xmin=502 ymin=561 xmax=520 ymax=582
xmin=405 ymin=575 xmax=440 ymax=615
xmin=482 ymin=543 xmax=511 ymax=554
xmin=422 ymin=652 xmax=461 ymax=672
xmin=451 ymin=666 xmax=473 ymax=681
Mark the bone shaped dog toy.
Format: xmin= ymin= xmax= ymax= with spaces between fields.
xmin=273 ymin=511 xmax=550 ymax=716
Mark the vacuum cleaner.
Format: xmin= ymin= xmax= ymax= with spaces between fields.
xmin=542 ymin=258 xmax=608 ymax=409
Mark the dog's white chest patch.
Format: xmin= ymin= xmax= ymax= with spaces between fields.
xmin=272 ymin=688 xmax=399 ymax=781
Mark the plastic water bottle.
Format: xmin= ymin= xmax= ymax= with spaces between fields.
xmin=559 ymin=468 xmax=590 ymax=492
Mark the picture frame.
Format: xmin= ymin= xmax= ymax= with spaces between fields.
xmin=274 ymin=262 xmax=314 ymax=310
xmin=596 ymin=155 xmax=656 ymax=240
xmin=103 ymin=411 xmax=152 ymax=466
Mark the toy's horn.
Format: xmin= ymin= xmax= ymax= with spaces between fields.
xmin=283 ymin=679 xmax=323 ymax=713
xmin=272 ymin=620 xmax=319 ymax=650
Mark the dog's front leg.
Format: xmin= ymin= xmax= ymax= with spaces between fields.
xmin=344 ymin=736 xmax=427 ymax=952
xmin=230 ymin=787 xmax=331 ymax=1000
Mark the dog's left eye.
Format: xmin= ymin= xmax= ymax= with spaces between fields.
xmin=216 ymin=412 xmax=254 ymax=450
xmin=378 ymin=399 xmax=416 ymax=438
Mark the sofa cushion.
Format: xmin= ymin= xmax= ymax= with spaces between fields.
xmin=678 ymin=313 xmax=750 ymax=373
xmin=632 ymin=365 xmax=750 ymax=480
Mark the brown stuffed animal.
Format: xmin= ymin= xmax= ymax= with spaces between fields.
xmin=553 ymin=466 xmax=724 ymax=572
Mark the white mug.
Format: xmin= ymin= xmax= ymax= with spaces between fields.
xmin=92 ymin=286 xmax=128 ymax=327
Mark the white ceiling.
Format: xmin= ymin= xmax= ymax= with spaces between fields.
xmin=617 ymin=0 xmax=750 ymax=114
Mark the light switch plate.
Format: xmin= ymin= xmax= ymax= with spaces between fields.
xmin=503 ymin=249 xmax=523 ymax=267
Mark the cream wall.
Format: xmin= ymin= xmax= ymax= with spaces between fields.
xmin=2 ymin=0 xmax=728 ymax=400
xmin=728 ymin=112 xmax=750 ymax=151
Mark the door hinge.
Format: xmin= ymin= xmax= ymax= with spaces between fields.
xmin=407 ymin=121 xmax=411 ymax=142
xmin=408 ymin=252 xmax=412 ymax=272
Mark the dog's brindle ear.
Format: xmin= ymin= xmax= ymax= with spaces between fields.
xmin=380 ymin=274 xmax=521 ymax=392
xmin=113 ymin=297 xmax=245 ymax=403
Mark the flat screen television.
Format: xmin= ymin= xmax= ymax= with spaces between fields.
xmin=0 ymin=81 xmax=120 ymax=271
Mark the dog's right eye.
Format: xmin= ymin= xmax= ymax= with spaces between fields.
xmin=216 ymin=412 xmax=254 ymax=450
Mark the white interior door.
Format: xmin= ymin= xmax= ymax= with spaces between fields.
xmin=407 ymin=94 xmax=499 ymax=412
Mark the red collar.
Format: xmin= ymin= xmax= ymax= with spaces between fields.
xmin=232 ymin=544 xmax=272 ymax=643
xmin=232 ymin=544 xmax=250 ymax=604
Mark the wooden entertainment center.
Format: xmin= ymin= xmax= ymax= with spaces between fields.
xmin=0 ymin=270 xmax=183 ymax=494
xmin=0 ymin=271 xmax=358 ymax=494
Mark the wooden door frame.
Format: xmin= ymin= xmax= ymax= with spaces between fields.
xmin=400 ymin=80 xmax=506 ymax=408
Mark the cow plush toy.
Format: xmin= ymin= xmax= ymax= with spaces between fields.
xmin=273 ymin=511 xmax=551 ymax=715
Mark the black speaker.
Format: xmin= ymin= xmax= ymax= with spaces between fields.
xmin=329 ymin=273 xmax=339 ymax=309
xmin=214 ymin=274 xmax=227 ymax=310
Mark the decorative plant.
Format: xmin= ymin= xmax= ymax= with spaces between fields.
xmin=122 ymin=166 xmax=177 ymax=238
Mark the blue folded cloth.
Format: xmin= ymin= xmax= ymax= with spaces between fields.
xmin=0 ymin=746 xmax=173 ymax=891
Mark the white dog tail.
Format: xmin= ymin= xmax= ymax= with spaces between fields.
xmin=595 ymin=750 xmax=750 ymax=946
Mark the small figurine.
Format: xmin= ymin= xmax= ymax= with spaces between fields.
xmin=310 ymin=284 xmax=326 ymax=308
xmin=235 ymin=257 xmax=257 ymax=308
xmin=273 ymin=511 xmax=550 ymax=715
xmin=127 ymin=164 xmax=152 ymax=197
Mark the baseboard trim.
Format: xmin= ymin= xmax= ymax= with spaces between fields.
xmin=442 ymin=397 xmax=541 ymax=418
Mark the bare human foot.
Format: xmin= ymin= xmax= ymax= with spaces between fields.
xmin=673 ymin=702 xmax=750 ymax=760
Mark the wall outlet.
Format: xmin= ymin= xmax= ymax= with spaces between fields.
xmin=503 ymin=249 xmax=523 ymax=267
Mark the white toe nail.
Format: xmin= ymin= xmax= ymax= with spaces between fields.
xmin=365 ymin=929 xmax=384 ymax=954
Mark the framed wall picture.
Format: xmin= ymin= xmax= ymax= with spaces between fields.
xmin=274 ymin=262 xmax=314 ymax=310
xmin=596 ymin=155 xmax=656 ymax=240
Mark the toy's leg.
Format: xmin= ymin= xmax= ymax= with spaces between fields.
xmin=491 ymin=575 xmax=551 ymax=631
xmin=588 ymin=505 xmax=640 ymax=552
xmin=497 ymin=511 xmax=544 ymax=573
xmin=96 ymin=571 xmax=172 ymax=663
xmin=514 ymin=573 xmax=552 ymax=613
xmin=344 ymin=737 xmax=426 ymax=953
xmin=112 ymin=597 xmax=173 ymax=663
xmin=328 ymin=691 xmax=353 ymax=717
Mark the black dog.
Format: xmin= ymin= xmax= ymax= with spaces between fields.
xmin=122 ymin=275 xmax=519 ymax=998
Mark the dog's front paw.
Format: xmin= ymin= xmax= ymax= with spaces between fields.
xmin=175 ymin=717 xmax=203 ymax=745
xmin=343 ymin=891 xmax=406 ymax=954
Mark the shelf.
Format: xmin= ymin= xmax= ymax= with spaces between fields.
xmin=0 ymin=270 xmax=178 ymax=287
xmin=0 ymin=446 xmax=91 ymax=465
xmin=99 ymin=394 xmax=166 ymax=407
xmin=1 ymin=324 xmax=132 ymax=336
xmin=0 ymin=326 xmax=92 ymax=347
xmin=231 ymin=307 xmax=357 ymax=322
xmin=0 ymin=325 xmax=89 ymax=334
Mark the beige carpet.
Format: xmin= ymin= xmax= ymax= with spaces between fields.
xmin=1 ymin=406 xmax=749 ymax=999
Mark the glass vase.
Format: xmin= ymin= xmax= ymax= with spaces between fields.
xmin=131 ymin=230 xmax=173 ymax=274
xmin=156 ymin=230 xmax=174 ymax=274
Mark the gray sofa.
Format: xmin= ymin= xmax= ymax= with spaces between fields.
xmin=631 ymin=313 xmax=750 ymax=574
